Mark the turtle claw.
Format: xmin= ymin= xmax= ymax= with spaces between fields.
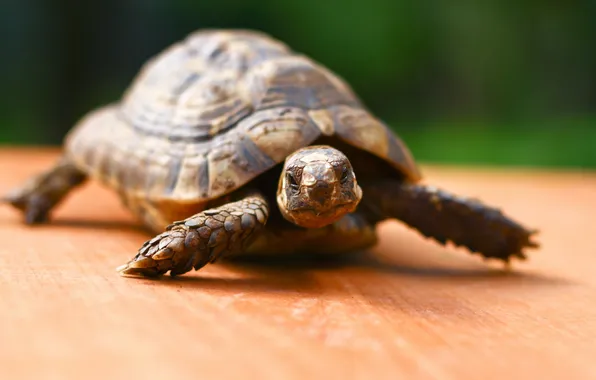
xmin=117 ymin=246 xmax=177 ymax=278
xmin=116 ymin=263 xmax=162 ymax=278
xmin=2 ymin=187 xmax=52 ymax=224
xmin=117 ymin=225 xmax=201 ymax=278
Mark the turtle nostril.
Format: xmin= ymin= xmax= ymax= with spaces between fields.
xmin=309 ymin=184 xmax=332 ymax=205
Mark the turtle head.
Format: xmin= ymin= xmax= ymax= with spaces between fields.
xmin=276 ymin=145 xmax=362 ymax=229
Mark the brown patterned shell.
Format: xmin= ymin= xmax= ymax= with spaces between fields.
xmin=64 ymin=29 xmax=421 ymax=206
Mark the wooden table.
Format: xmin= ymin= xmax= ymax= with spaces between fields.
xmin=1 ymin=148 xmax=595 ymax=380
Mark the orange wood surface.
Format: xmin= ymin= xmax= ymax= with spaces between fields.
xmin=1 ymin=148 xmax=595 ymax=380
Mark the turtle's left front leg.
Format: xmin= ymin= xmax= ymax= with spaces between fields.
xmin=360 ymin=180 xmax=539 ymax=263
xmin=117 ymin=193 xmax=269 ymax=278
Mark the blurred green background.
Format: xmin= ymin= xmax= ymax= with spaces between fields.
xmin=1 ymin=0 xmax=594 ymax=168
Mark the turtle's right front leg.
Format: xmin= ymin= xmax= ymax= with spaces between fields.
xmin=117 ymin=193 xmax=269 ymax=277
xmin=360 ymin=180 xmax=539 ymax=263
xmin=2 ymin=157 xmax=87 ymax=224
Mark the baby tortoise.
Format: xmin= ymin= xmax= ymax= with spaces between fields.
xmin=3 ymin=29 xmax=539 ymax=277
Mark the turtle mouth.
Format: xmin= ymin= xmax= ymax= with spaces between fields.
xmin=300 ymin=202 xmax=356 ymax=216
xmin=287 ymin=201 xmax=358 ymax=229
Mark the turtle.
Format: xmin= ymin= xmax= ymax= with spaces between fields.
xmin=2 ymin=29 xmax=539 ymax=278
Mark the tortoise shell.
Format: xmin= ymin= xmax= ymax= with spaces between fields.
xmin=64 ymin=29 xmax=421 ymax=208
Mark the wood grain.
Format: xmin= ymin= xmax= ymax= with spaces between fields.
xmin=1 ymin=147 xmax=595 ymax=380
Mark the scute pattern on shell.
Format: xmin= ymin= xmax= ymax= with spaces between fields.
xmin=120 ymin=30 xmax=293 ymax=141
xmin=63 ymin=29 xmax=420 ymax=206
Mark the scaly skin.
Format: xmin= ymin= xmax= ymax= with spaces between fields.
xmin=2 ymin=157 xmax=87 ymax=224
xmin=117 ymin=193 xmax=269 ymax=277
xmin=360 ymin=180 xmax=539 ymax=262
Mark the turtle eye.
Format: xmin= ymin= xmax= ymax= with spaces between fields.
xmin=286 ymin=172 xmax=300 ymax=192
xmin=340 ymin=167 xmax=350 ymax=183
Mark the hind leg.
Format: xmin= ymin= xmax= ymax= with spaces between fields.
xmin=2 ymin=157 xmax=87 ymax=224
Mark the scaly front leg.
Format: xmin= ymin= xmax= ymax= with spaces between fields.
xmin=117 ymin=193 xmax=269 ymax=277
xmin=360 ymin=180 xmax=539 ymax=263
